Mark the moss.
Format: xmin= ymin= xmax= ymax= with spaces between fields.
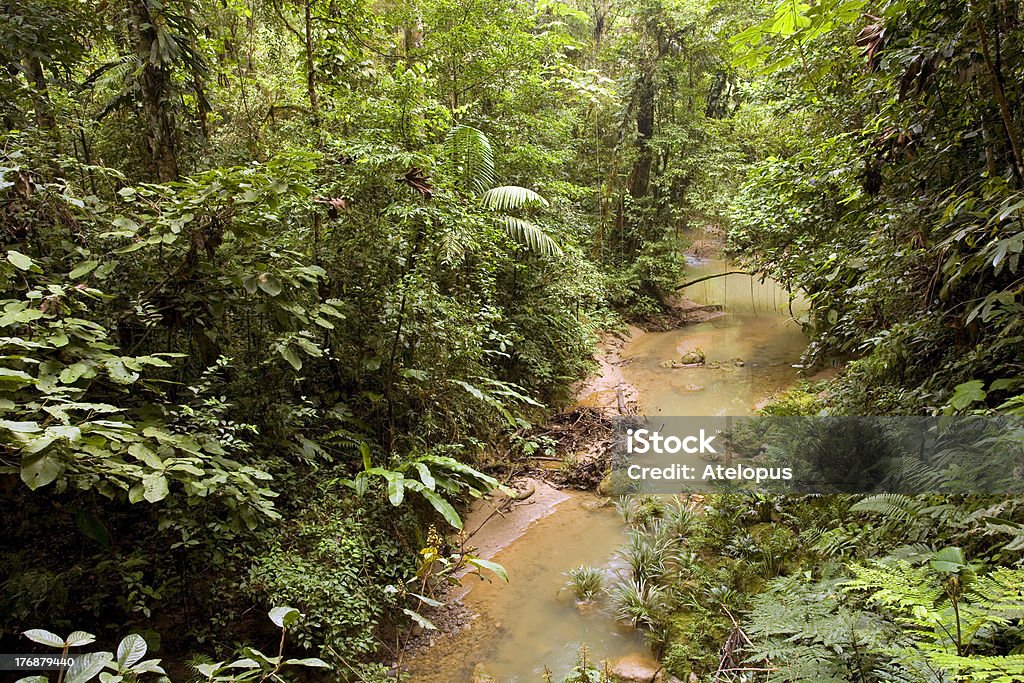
xmin=662 ymin=609 xmax=730 ymax=678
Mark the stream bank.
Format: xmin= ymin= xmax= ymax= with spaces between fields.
xmin=403 ymin=253 xmax=808 ymax=682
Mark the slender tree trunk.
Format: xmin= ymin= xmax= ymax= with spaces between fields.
xmin=628 ymin=72 xmax=655 ymax=199
xmin=23 ymin=56 xmax=54 ymax=129
xmin=127 ymin=0 xmax=180 ymax=181
xmin=304 ymin=0 xmax=318 ymax=119
xmin=976 ymin=15 xmax=1024 ymax=180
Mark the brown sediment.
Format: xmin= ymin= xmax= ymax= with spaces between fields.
xmin=401 ymin=251 xmax=745 ymax=679
xmin=572 ymin=326 xmax=644 ymax=413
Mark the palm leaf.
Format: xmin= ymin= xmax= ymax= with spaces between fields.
xmin=443 ymin=125 xmax=496 ymax=195
xmin=499 ymin=216 xmax=562 ymax=256
xmin=481 ymin=185 xmax=549 ymax=211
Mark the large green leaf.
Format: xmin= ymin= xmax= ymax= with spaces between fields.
xmin=22 ymin=629 xmax=65 ymax=648
xmin=21 ymin=452 xmax=64 ymax=490
xmin=116 ymin=634 xmax=147 ymax=669
xmin=481 ymin=185 xmax=549 ymax=211
xmin=498 ymin=217 xmax=561 ymax=256
xmin=268 ymin=606 xmax=301 ymax=628
xmin=420 ymin=488 xmax=462 ymax=530
xmin=467 ymin=557 xmax=509 ymax=582
xmin=444 ymin=125 xmax=496 ymax=195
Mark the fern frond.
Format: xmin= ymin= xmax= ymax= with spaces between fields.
xmin=843 ymin=560 xmax=944 ymax=619
xmin=499 ymin=216 xmax=562 ymax=256
xmin=481 ymin=185 xmax=550 ymax=211
xmin=81 ymin=55 xmax=137 ymax=92
xmin=443 ymin=124 xmax=496 ymax=195
xmin=850 ymin=494 xmax=926 ymax=529
xmin=925 ymin=652 xmax=1024 ymax=682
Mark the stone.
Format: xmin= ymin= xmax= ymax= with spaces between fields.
xmin=679 ymin=349 xmax=705 ymax=365
xmin=608 ymin=652 xmax=661 ymax=683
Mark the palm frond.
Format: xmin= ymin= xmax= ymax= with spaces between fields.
xmin=481 ymin=185 xmax=549 ymax=211
xmin=443 ymin=124 xmax=496 ymax=195
xmin=499 ymin=216 xmax=562 ymax=256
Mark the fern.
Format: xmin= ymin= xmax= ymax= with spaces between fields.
xmin=924 ymin=653 xmax=1024 ymax=682
xmin=851 ymin=493 xmax=926 ymax=524
xmin=743 ymin=577 xmax=902 ymax=682
xmin=443 ymin=124 xmax=496 ymax=195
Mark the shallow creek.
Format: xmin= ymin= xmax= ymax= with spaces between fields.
xmin=406 ymin=258 xmax=807 ymax=682
xmin=622 ymin=257 xmax=808 ymax=416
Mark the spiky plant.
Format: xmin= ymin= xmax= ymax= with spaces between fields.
xmin=608 ymin=576 xmax=665 ymax=628
xmin=661 ymin=497 xmax=699 ymax=539
xmin=564 ymin=565 xmax=605 ymax=601
xmin=616 ymin=531 xmax=673 ymax=583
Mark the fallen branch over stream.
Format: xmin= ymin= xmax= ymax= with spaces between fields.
xmin=674 ymin=270 xmax=750 ymax=290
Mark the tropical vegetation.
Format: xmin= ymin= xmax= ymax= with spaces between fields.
xmin=3 ymin=0 xmax=1024 ymax=681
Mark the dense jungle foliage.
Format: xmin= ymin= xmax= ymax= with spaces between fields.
xmin=2 ymin=0 xmax=1024 ymax=681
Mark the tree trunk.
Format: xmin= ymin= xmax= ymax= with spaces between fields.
xmin=976 ymin=15 xmax=1023 ymax=180
xmin=23 ymin=56 xmax=54 ymax=129
xmin=628 ymin=72 xmax=655 ymax=199
xmin=304 ymin=0 xmax=319 ymax=119
xmin=127 ymin=0 xmax=180 ymax=181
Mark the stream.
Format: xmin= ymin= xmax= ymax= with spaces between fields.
xmin=406 ymin=256 xmax=808 ymax=682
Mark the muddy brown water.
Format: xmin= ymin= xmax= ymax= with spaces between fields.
xmin=622 ymin=257 xmax=809 ymax=416
xmin=406 ymin=257 xmax=808 ymax=682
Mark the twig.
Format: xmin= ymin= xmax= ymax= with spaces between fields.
xmin=675 ymin=270 xmax=750 ymax=290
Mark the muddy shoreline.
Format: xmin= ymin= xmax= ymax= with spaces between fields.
xmin=398 ymin=295 xmax=714 ymax=678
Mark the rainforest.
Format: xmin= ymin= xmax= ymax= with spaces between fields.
xmin=2 ymin=0 xmax=1024 ymax=681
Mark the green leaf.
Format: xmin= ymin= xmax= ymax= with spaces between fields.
xmin=112 ymin=217 xmax=140 ymax=232
xmin=481 ymin=185 xmax=549 ymax=211
xmin=415 ymin=462 xmax=436 ymax=490
xmin=420 ymin=488 xmax=462 ymax=529
xmin=75 ymin=511 xmax=111 ymax=549
xmin=66 ymin=652 xmax=113 ymax=683
xmin=402 ymin=608 xmax=438 ymax=630
xmin=282 ymin=658 xmax=330 ymax=668
xmin=69 ymin=260 xmax=100 ymax=279
xmin=0 ymin=420 xmax=41 ymax=433
xmin=257 ymin=273 xmax=283 ymax=296
xmin=65 ymin=631 xmax=96 ymax=647
xmin=280 ymin=346 xmax=302 ymax=370
xmin=949 ymin=381 xmax=986 ymax=411
xmin=387 ymin=475 xmax=405 ymax=506
xmin=444 ymin=125 xmax=496 ymax=195
xmin=21 ymin=452 xmax=63 ymax=490
xmin=23 ymin=629 xmax=65 ymax=648
xmin=142 ymin=474 xmax=169 ymax=502
xmin=105 ymin=359 xmax=140 ymax=385
xmin=116 ymin=634 xmax=147 ymax=669
xmin=409 ymin=592 xmax=444 ymax=608
xmin=224 ymin=658 xmax=260 ymax=669
xmin=467 ymin=557 xmax=508 ymax=582
xmin=268 ymin=606 xmax=301 ymax=628
xmin=60 ymin=362 xmax=93 ymax=384
xmin=0 ymin=368 xmax=35 ymax=383
xmin=929 ymin=546 xmax=966 ymax=574
xmin=7 ymin=250 xmax=36 ymax=271
xmin=194 ymin=662 xmax=223 ymax=678
xmin=498 ymin=216 xmax=561 ymax=256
